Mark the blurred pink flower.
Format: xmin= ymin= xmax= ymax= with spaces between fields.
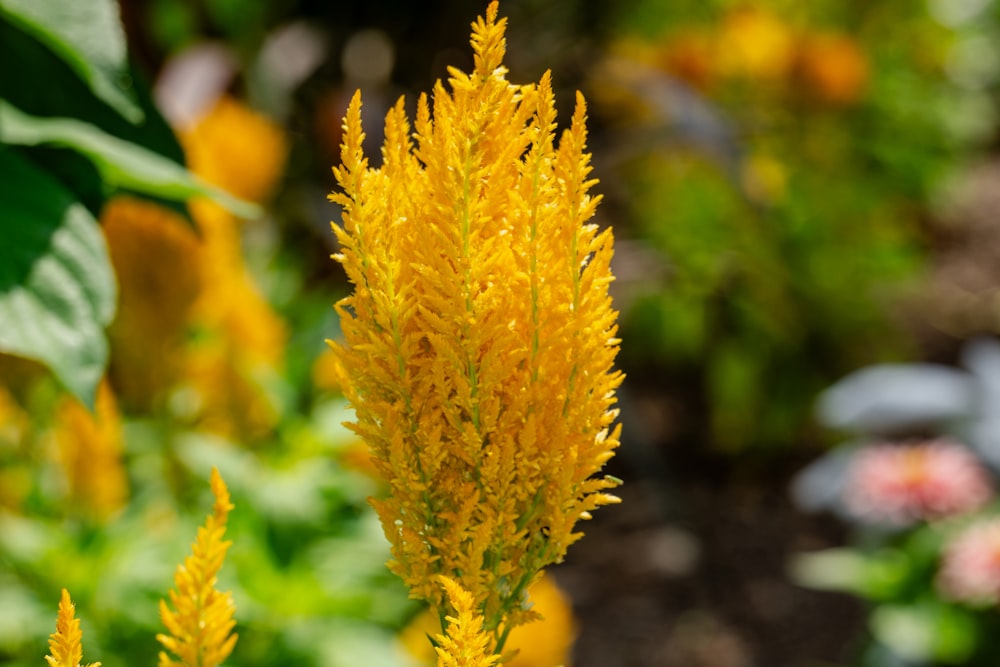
xmin=938 ymin=519 xmax=1000 ymax=605
xmin=844 ymin=439 xmax=992 ymax=524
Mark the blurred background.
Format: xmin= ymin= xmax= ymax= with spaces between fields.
xmin=5 ymin=0 xmax=1000 ymax=665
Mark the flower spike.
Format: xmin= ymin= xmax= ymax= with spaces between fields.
xmin=157 ymin=468 xmax=237 ymax=667
xmin=45 ymin=589 xmax=100 ymax=667
xmin=329 ymin=0 xmax=622 ymax=651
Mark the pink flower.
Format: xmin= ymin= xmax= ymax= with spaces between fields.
xmin=844 ymin=439 xmax=992 ymax=525
xmin=938 ymin=519 xmax=1000 ymax=605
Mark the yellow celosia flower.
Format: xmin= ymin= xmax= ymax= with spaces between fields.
xmin=795 ymin=32 xmax=869 ymax=106
xmin=434 ymin=577 xmax=501 ymax=667
xmin=402 ymin=573 xmax=577 ymax=667
xmin=102 ymin=196 xmax=203 ymax=409
xmin=180 ymin=336 xmax=282 ymax=442
xmin=45 ymin=589 xmax=100 ymax=667
xmin=715 ymin=6 xmax=795 ymax=82
xmin=172 ymin=94 xmax=288 ymax=440
xmin=329 ymin=0 xmax=622 ymax=646
xmin=51 ymin=380 xmax=128 ymax=520
xmin=312 ymin=347 xmax=342 ymax=393
xmin=157 ymin=468 xmax=238 ymax=667
xmin=186 ymin=199 xmax=287 ymax=373
xmin=180 ymin=95 xmax=287 ymax=206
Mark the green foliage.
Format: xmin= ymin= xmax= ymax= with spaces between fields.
xmin=601 ymin=0 xmax=997 ymax=451
xmin=0 ymin=150 xmax=116 ymax=408
xmin=0 ymin=397 xmax=418 ymax=667
xmin=0 ymin=0 xmax=141 ymax=122
xmin=0 ymin=2 xmax=253 ymax=407
xmin=792 ymin=520 xmax=1000 ymax=666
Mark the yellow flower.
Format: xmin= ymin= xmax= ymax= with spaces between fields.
xmin=329 ymin=0 xmax=622 ymax=646
xmin=402 ymin=573 xmax=577 ymax=667
xmin=502 ymin=574 xmax=576 ymax=667
xmin=434 ymin=577 xmax=501 ymax=667
xmin=795 ymin=32 xmax=869 ymax=106
xmin=741 ymin=152 xmax=788 ymax=206
xmin=186 ymin=200 xmax=287 ymax=374
xmin=312 ymin=347 xmax=342 ymax=393
xmin=660 ymin=30 xmax=717 ymax=91
xmin=45 ymin=589 xmax=100 ymax=667
xmin=51 ymin=380 xmax=128 ymax=521
xmin=180 ymin=95 xmax=287 ymax=206
xmin=715 ymin=6 xmax=795 ymax=83
xmin=157 ymin=468 xmax=238 ymax=667
xmin=180 ymin=337 xmax=281 ymax=441
xmin=102 ymin=196 xmax=203 ymax=409
xmin=173 ymin=95 xmax=288 ymax=439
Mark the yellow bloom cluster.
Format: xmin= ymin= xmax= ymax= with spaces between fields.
xmin=100 ymin=95 xmax=288 ymax=440
xmin=103 ymin=196 xmax=202 ymax=411
xmin=329 ymin=0 xmax=622 ymax=642
xmin=157 ymin=468 xmax=238 ymax=667
xmin=50 ymin=380 xmax=128 ymax=520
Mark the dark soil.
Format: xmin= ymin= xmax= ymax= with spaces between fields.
xmin=553 ymin=401 xmax=865 ymax=667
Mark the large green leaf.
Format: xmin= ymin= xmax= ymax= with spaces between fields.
xmin=0 ymin=148 xmax=116 ymax=408
xmin=0 ymin=100 xmax=259 ymax=219
xmin=0 ymin=0 xmax=142 ymax=122
xmin=0 ymin=18 xmax=184 ymax=164
xmin=0 ymin=18 xmax=195 ymax=222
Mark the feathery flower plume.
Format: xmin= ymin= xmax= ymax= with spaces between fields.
xmin=938 ymin=518 xmax=1000 ymax=605
xmin=45 ymin=589 xmax=100 ymax=667
xmin=843 ymin=439 xmax=992 ymax=525
xmin=51 ymin=380 xmax=128 ymax=520
xmin=103 ymin=196 xmax=202 ymax=409
xmin=435 ymin=577 xmax=501 ymax=667
xmin=157 ymin=468 xmax=237 ymax=667
xmin=329 ymin=0 xmax=622 ymax=646
xmin=180 ymin=95 xmax=287 ymax=441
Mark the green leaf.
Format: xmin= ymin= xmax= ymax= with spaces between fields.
xmin=0 ymin=18 xmax=195 ymax=222
xmin=0 ymin=148 xmax=117 ymax=408
xmin=0 ymin=0 xmax=142 ymax=123
xmin=871 ymin=602 xmax=977 ymax=664
xmin=0 ymin=100 xmax=260 ymax=219
xmin=0 ymin=18 xmax=184 ymax=164
xmin=18 ymin=145 xmax=105 ymax=216
xmin=788 ymin=547 xmax=911 ymax=600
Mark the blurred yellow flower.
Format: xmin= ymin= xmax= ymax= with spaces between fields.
xmin=103 ymin=196 xmax=203 ymax=409
xmin=180 ymin=95 xmax=287 ymax=205
xmin=180 ymin=337 xmax=281 ymax=441
xmin=330 ymin=0 xmax=621 ymax=646
xmin=173 ymin=95 xmax=289 ymax=440
xmin=741 ymin=152 xmax=788 ymax=205
xmin=502 ymin=574 xmax=576 ymax=667
xmin=660 ymin=30 xmax=717 ymax=91
xmin=51 ymin=380 xmax=128 ymax=521
xmin=795 ymin=32 xmax=869 ymax=106
xmin=402 ymin=573 xmax=577 ymax=667
xmin=716 ymin=6 xmax=796 ymax=83
xmin=311 ymin=347 xmax=342 ymax=393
